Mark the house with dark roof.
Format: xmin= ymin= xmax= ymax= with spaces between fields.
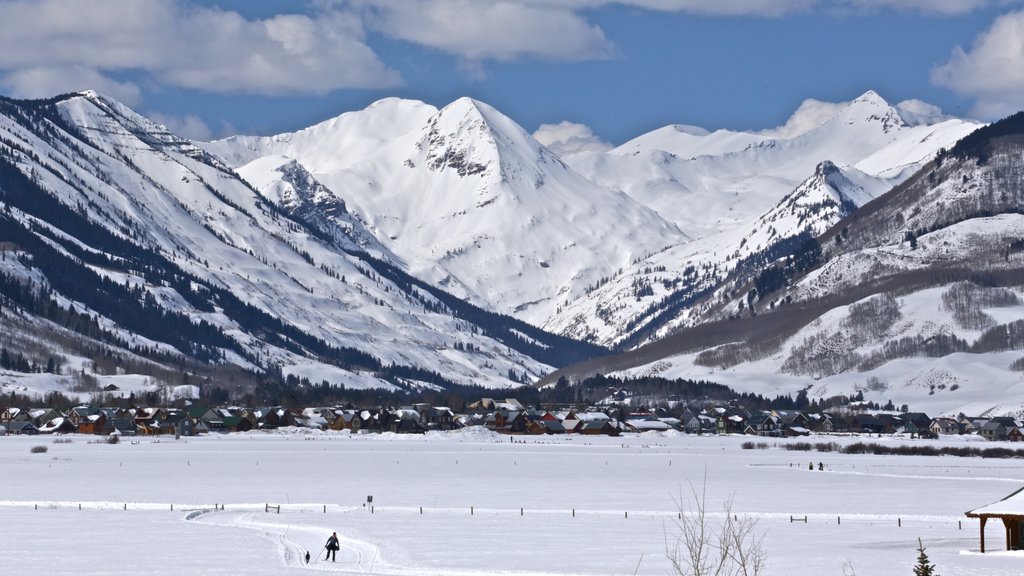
xmin=979 ymin=418 xmax=1017 ymax=441
xmin=5 ymin=420 xmax=39 ymax=435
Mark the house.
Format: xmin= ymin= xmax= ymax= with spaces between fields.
xmin=5 ymin=420 xmax=39 ymax=435
xmin=579 ymin=420 xmax=621 ymax=436
xmin=627 ymin=417 xmax=672 ymax=432
xmin=966 ymin=485 xmax=1024 ymax=552
xmin=221 ymin=415 xmax=253 ymax=433
xmin=685 ymin=414 xmax=716 ymax=435
xmin=1 ymin=407 xmax=28 ymax=422
xmin=979 ymin=419 xmax=1015 ymax=442
xmin=849 ymin=414 xmax=885 ymax=434
xmin=330 ymin=410 xmax=362 ymax=432
xmin=421 ymin=407 xmax=456 ymax=430
xmin=783 ymin=426 xmax=811 ymax=437
xmin=540 ymin=420 xmax=565 ymax=434
xmin=77 ymin=413 xmax=107 ymax=435
xmin=103 ymin=418 xmax=137 ymax=436
xmin=820 ymin=414 xmax=848 ymax=433
xmin=38 ymin=417 xmax=76 ymax=434
xmin=929 ymin=417 xmax=960 ymax=436
xmin=748 ymin=413 xmax=780 ymax=437
xmin=30 ymin=408 xmax=63 ymax=427
xmin=1009 ymin=427 xmax=1024 ymax=443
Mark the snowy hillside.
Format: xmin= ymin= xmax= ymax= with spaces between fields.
xmin=0 ymin=92 xmax=604 ymax=401
xmin=543 ymin=113 xmax=1024 ymax=416
xmin=206 ymin=97 xmax=686 ymax=326
xmin=543 ymin=92 xmax=982 ymax=348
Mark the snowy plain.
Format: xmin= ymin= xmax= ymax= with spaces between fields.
xmin=3 ymin=429 xmax=1024 ymax=575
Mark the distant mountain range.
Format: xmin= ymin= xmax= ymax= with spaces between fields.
xmin=5 ymin=89 xmax=1024 ymax=415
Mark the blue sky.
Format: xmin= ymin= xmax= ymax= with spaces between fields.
xmin=1 ymin=1 xmax=1023 ymax=143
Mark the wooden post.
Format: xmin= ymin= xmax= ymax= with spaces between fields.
xmin=1005 ymin=518 xmax=1011 ymax=551
xmin=981 ymin=517 xmax=987 ymax=553
xmin=521 ymin=507 xmax=523 ymax=516
xmin=898 ymin=517 xmax=901 ymax=527
xmin=324 ymin=505 xmax=326 ymax=514
xmin=838 ymin=516 xmax=841 ymax=525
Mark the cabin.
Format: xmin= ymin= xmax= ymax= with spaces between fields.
xmin=966 ymin=486 xmax=1024 ymax=552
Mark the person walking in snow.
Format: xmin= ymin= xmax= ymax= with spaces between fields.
xmin=325 ymin=532 xmax=340 ymax=562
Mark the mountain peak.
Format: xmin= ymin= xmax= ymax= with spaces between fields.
xmin=835 ymin=90 xmax=905 ymax=133
xmin=852 ymin=90 xmax=888 ymax=107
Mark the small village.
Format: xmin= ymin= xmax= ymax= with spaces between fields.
xmin=2 ymin=392 xmax=1022 ymax=442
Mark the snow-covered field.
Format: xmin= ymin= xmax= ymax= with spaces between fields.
xmin=2 ymin=429 xmax=1022 ymax=575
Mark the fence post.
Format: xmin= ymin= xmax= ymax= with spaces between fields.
xmin=521 ymin=507 xmax=524 ymax=516
xmin=898 ymin=517 xmax=901 ymax=527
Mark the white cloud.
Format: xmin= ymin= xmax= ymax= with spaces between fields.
xmin=0 ymin=65 xmax=142 ymax=104
xmin=533 ymin=121 xmax=613 ymax=156
xmin=931 ymin=10 xmax=1024 ymax=119
xmin=356 ymin=0 xmax=615 ymax=62
xmin=760 ymin=98 xmax=847 ymax=139
xmin=0 ymin=0 xmax=401 ymax=99
xmin=148 ymin=112 xmax=214 ymax=141
xmin=834 ymin=0 xmax=995 ymax=15
xmin=895 ymin=99 xmax=942 ymax=117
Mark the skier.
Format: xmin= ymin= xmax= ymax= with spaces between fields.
xmin=325 ymin=532 xmax=340 ymax=562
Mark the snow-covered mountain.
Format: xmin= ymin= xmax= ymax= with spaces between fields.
xmin=205 ymin=97 xmax=686 ymax=326
xmin=564 ymin=91 xmax=978 ymax=239
xmin=6 ymin=87 xmax=1019 ymax=416
xmin=543 ymin=113 xmax=1024 ymax=416
xmin=543 ymin=92 xmax=982 ymax=347
xmin=0 ymin=92 xmax=603 ymax=400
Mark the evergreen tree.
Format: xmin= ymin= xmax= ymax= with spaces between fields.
xmin=913 ymin=538 xmax=937 ymax=576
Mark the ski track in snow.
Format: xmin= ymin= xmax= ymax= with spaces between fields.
xmin=0 ymin=498 xmax=988 ymax=575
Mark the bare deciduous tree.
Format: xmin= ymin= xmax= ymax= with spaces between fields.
xmin=666 ymin=480 xmax=766 ymax=576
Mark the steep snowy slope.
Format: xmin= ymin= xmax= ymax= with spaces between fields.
xmin=0 ymin=92 xmax=603 ymax=398
xmin=544 ymin=161 xmax=887 ymax=346
xmin=543 ymin=93 xmax=981 ymax=348
xmin=205 ymin=97 xmax=688 ymax=325
xmin=542 ymin=113 xmax=1024 ymax=416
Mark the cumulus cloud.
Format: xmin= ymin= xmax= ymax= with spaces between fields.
xmin=357 ymin=0 xmax=614 ymax=62
xmin=931 ymin=10 xmax=1024 ymax=119
xmin=0 ymin=0 xmax=401 ymax=99
xmin=533 ymin=121 xmax=613 ymax=156
xmin=148 ymin=112 xmax=215 ymax=141
xmin=1 ymin=65 xmax=142 ymax=104
xmin=760 ymin=98 xmax=847 ymax=139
